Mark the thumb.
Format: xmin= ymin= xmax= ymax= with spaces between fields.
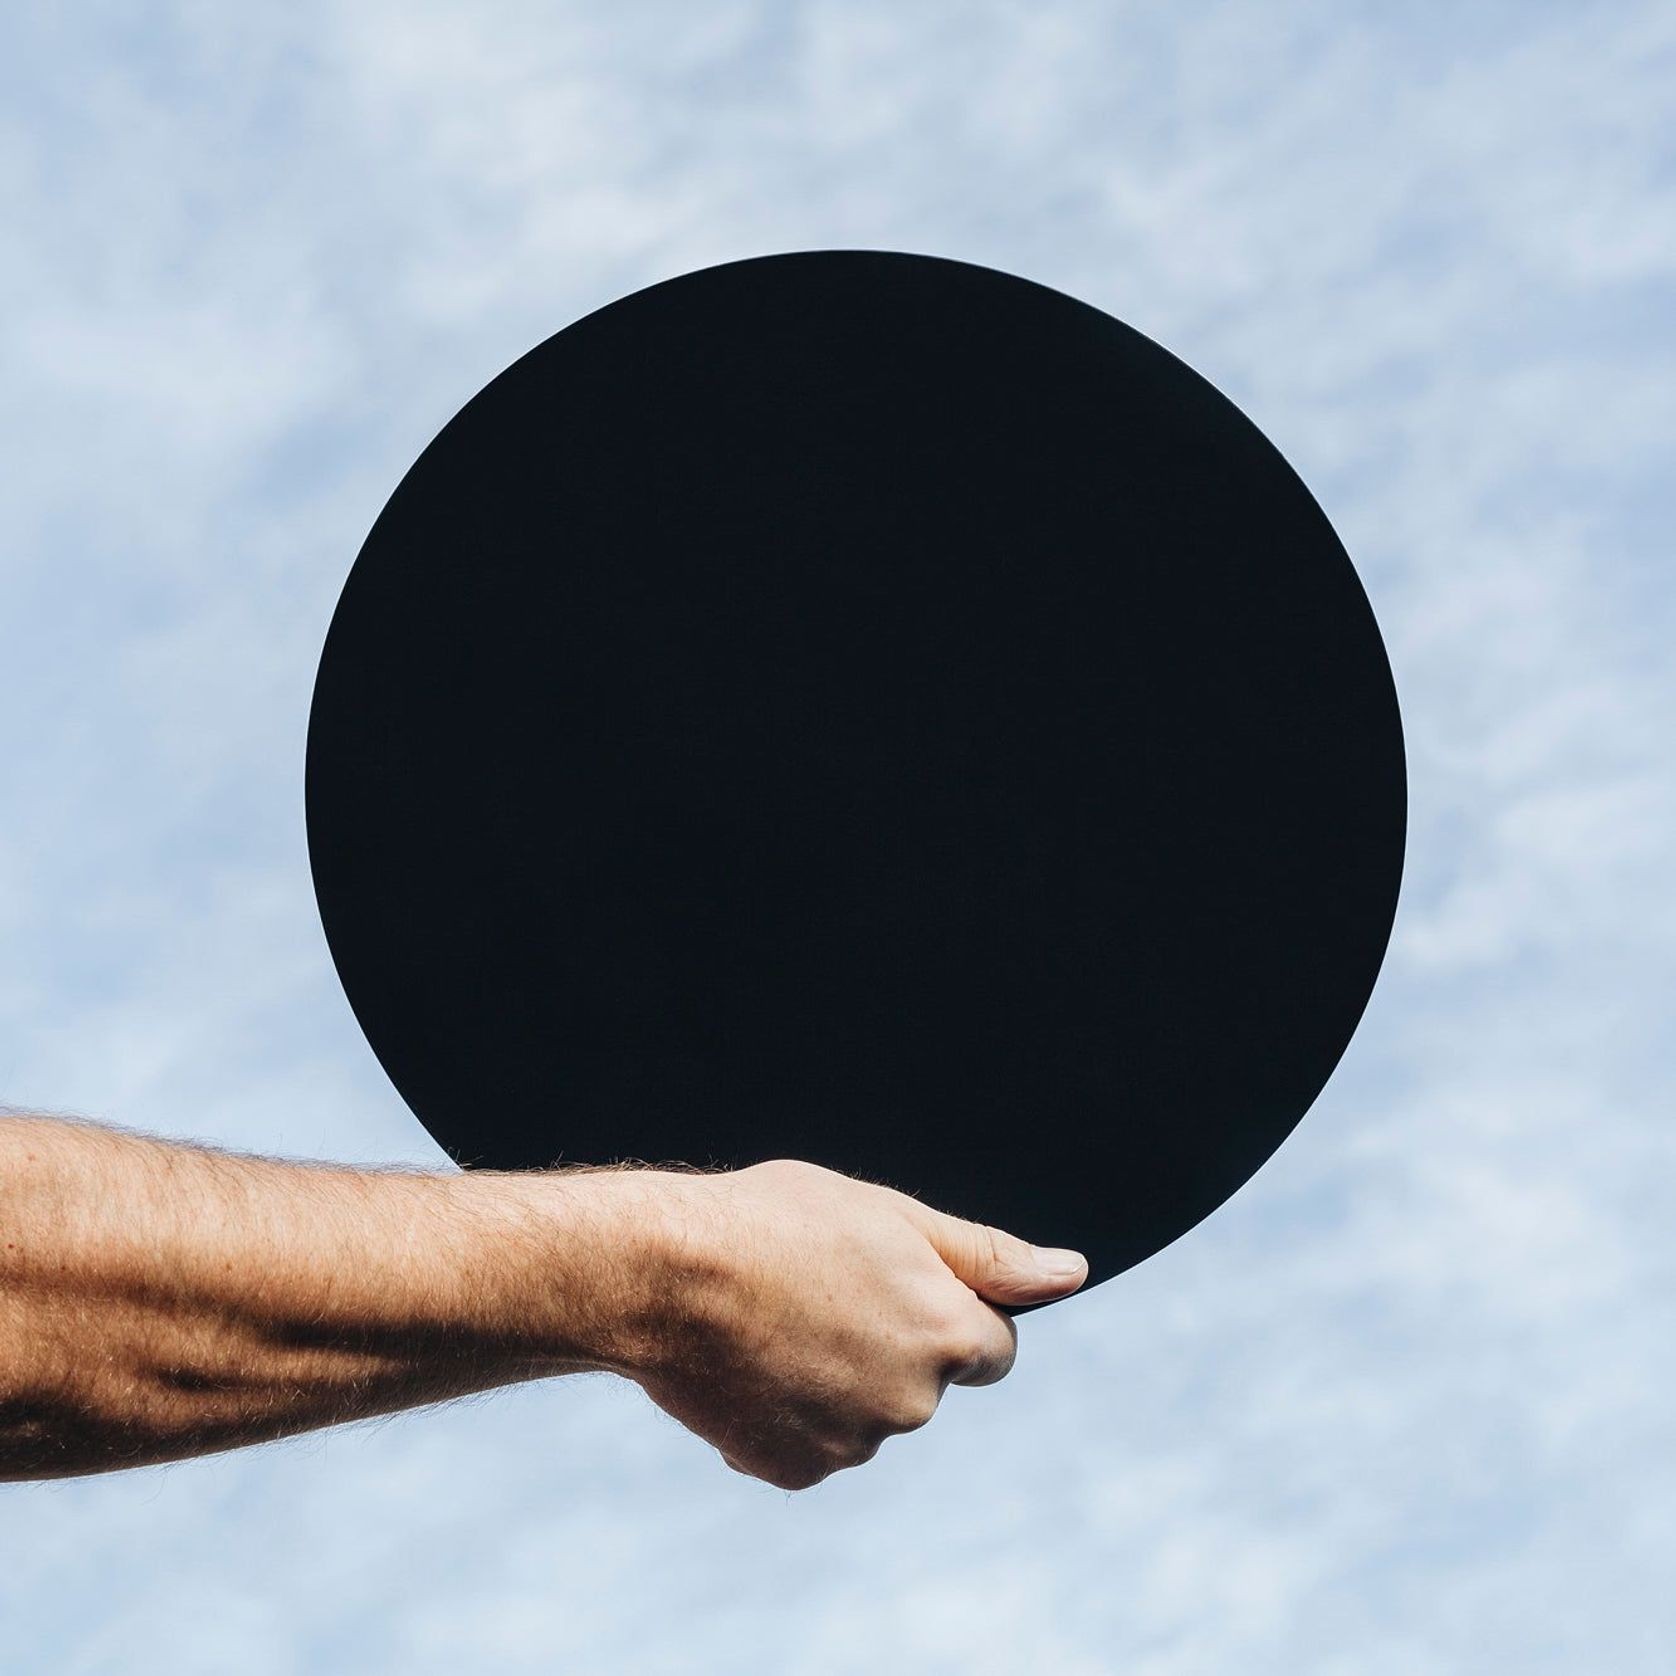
xmin=908 ymin=1203 xmax=1089 ymax=1306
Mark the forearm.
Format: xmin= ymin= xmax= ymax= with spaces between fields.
xmin=0 ymin=1116 xmax=662 ymax=1480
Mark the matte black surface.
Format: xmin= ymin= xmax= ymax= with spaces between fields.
xmin=306 ymin=250 xmax=1405 ymax=1293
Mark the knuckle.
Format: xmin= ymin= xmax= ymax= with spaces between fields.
xmin=924 ymin=1294 xmax=975 ymax=1346
xmin=885 ymin=1389 xmax=940 ymax=1433
xmin=932 ymin=1306 xmax=1016 ymax=1386
xmin=744 ymin=1433 xmax=837 ymax=1492
xmin=849 ymin=1435 xmax=884 ymax=1468
xmin=980 ymin=1345 xmax=1018 ymax=1386
xmin=770 ymin=1459 xmax=827 ymax=1492
xmin=981 ymin=1222 xmax=1031 ymax=1279
xmin=821 ymin=1433 xmax=879 ymax=1474
xmin=937 ymin=1323 xmax=991 ymax=1376
xmin=986 ymin=1317 xmax=1020 ymax=1378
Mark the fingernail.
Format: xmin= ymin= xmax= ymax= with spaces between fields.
xmin=1032 ymin=1245 xmax=1086 ymax=1279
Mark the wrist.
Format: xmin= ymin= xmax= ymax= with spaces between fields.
xmin=448 ymin=1166 xmax=728 ymax=1383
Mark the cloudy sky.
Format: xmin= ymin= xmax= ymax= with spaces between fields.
xmin=3 ymin=3 xmax=1674 ymax=1670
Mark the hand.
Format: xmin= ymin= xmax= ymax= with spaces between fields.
xmin=617 ymin=1158 xmax=1088 ymax=1491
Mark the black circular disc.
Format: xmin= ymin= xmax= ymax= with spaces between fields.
xmin=306 ymin=250 xmax=1405 ymax=1293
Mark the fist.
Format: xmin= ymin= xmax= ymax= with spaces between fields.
xmin=618 ymin=1159 xmax=1087 ymax=1491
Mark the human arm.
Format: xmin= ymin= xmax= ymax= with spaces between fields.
xmin=0 ymin=1115 xmax=1086 ymax=1487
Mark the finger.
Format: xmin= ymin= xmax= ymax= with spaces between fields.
xmin=896 ymin=1196 xmax=1089 ymax=1306
xmin=943 ymin=1297 xmax=1020 ymax=1389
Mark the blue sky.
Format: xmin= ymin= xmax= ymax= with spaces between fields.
xmin=3 ymin=4 xmax=1674 ymax=1671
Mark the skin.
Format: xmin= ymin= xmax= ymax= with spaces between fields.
xmin=0 ymin=1114 xmax=1087 ymax=1489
